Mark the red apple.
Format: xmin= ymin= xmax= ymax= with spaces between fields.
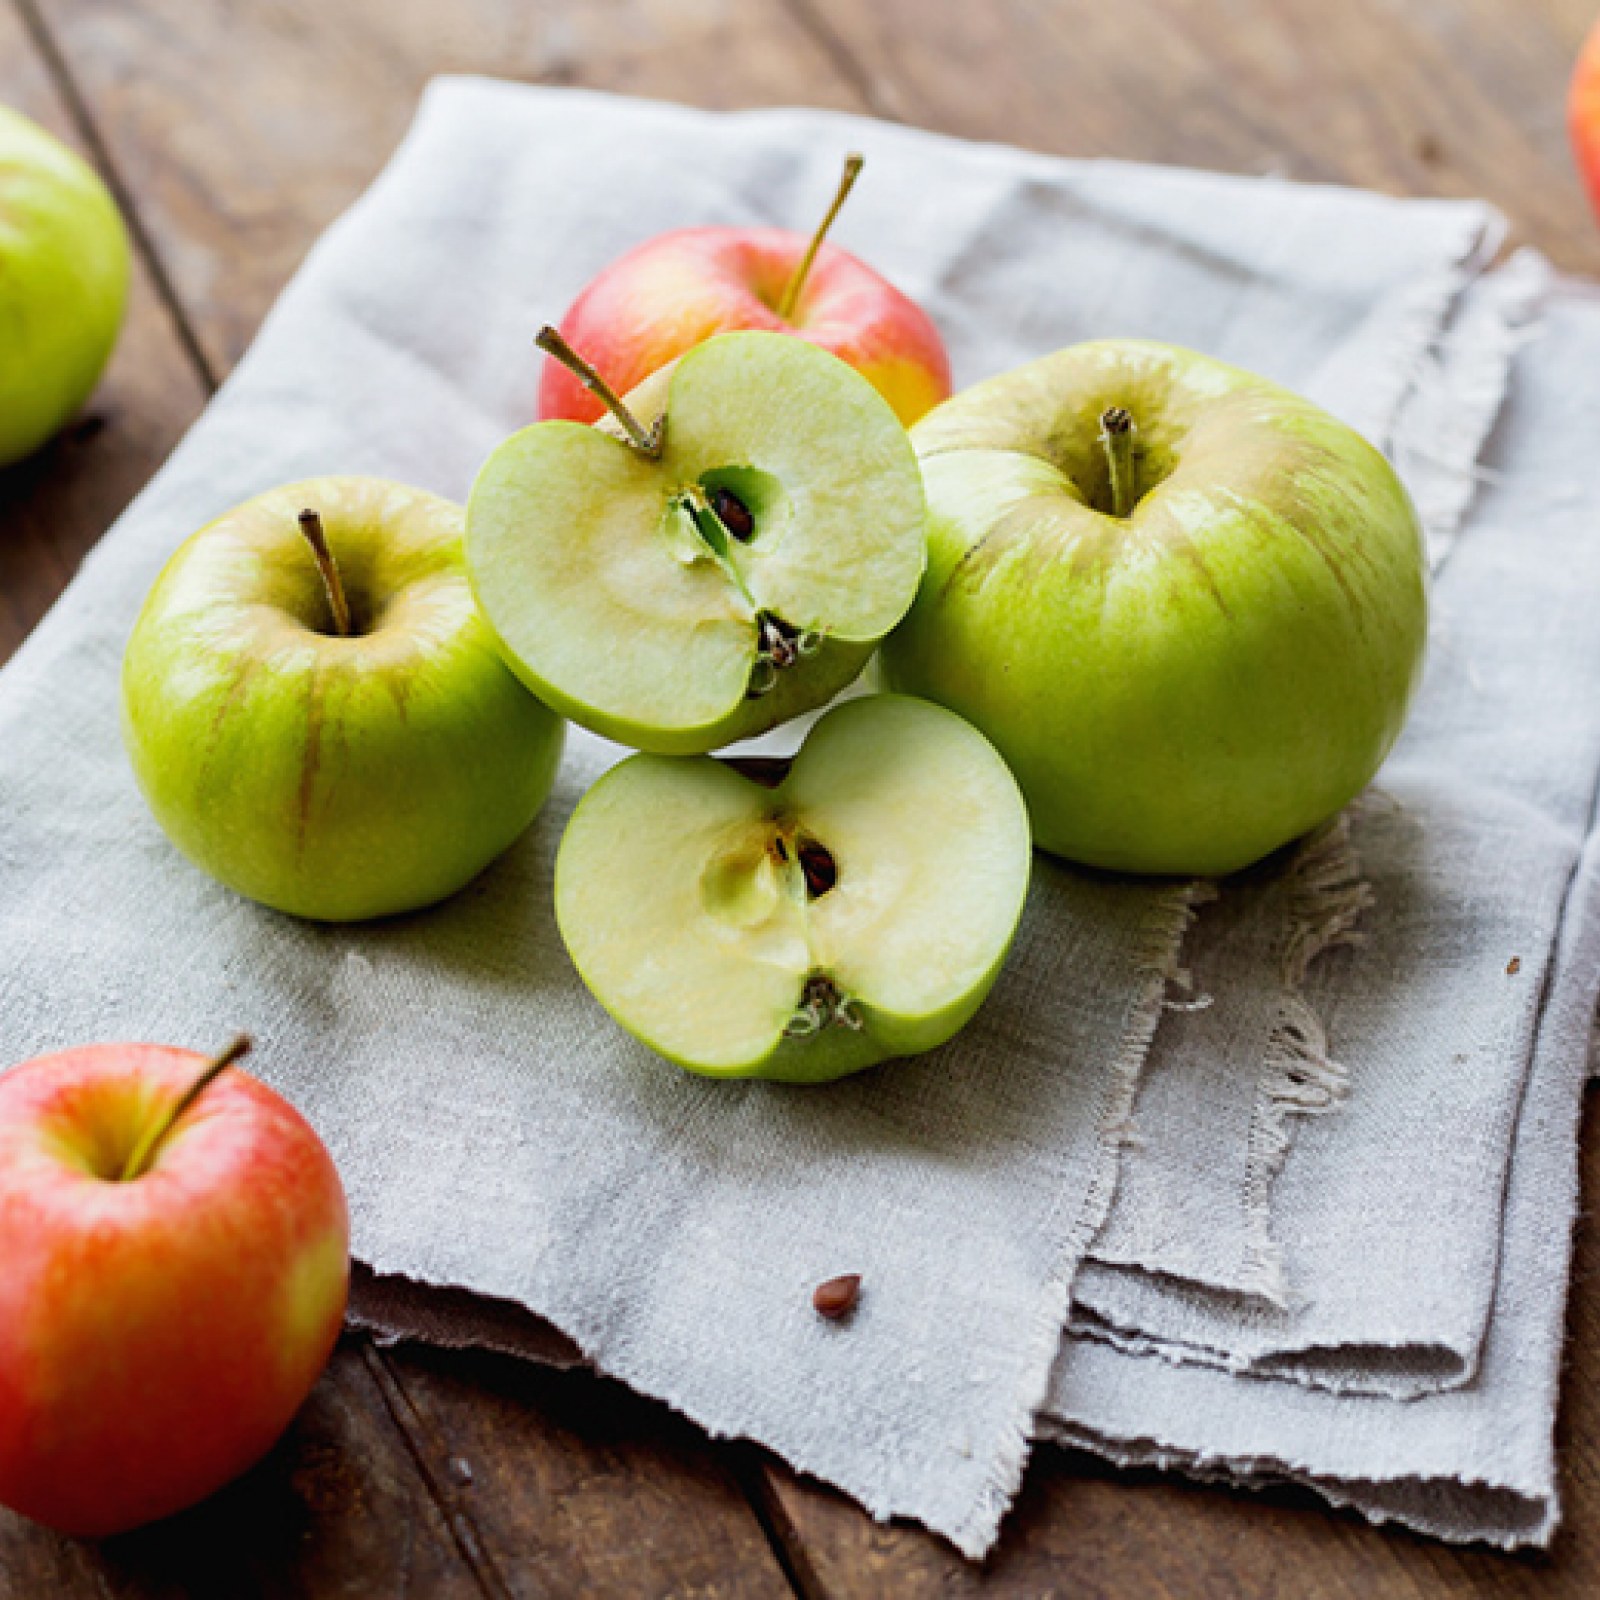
xmin=1574 ymin=17 xmax=1600 ymax=220
xmin=0 ymin=1036 xmax=349 ymax=1536
xmin=538 ymin=155 xmax=952 ymax=428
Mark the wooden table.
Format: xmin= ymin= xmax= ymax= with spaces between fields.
xmin=3 ymin=1 xmax=1599 ymax=1593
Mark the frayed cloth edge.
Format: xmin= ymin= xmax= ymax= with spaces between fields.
xmin=1236 ymin=815 xmax=1372 ymax=1306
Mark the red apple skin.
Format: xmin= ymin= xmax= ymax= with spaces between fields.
xmin=0 ymin=1043 xmax=349 ymax=1536
xmin=1574 ymin=18 xmax=1600 ymax=220
xmin=538 ymin=227 xmax=953 ymax=428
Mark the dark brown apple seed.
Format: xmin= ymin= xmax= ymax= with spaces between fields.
xmin=798 ymin=839 xmax=837 ymax=898
xmin=710 ymin=486 xmax=755 ymax=541
xmin=813 ymin=1274 xmax=862 ymax=1320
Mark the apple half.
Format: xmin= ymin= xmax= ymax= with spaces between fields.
xmin=554 ymin=695 xmax=1032 ymax=1083
xmin=467 ymin=330 xmax=927 ymax=754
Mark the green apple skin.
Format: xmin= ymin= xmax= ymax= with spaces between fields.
xmin=881 ymin=340 xmax=1428 ymax=877
xmin=0 ymin=105 xmax=130 ymax=468
xmin=555 ymin=694 xmax=1032 ymax=1084
xmin=123 ymin=478 xmax=565 ymax=922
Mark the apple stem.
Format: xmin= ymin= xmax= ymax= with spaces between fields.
xmin=536 ymin=326 xmax=663 ymax=458
xmin=776 ymin=153 xmax=864 ymax=323
xmin=298 ymin=510 xmax=353 ymax=637
xmin=1099 ymin=407 xmax=1138 ymax=519
xmin=118 ymin=1034 xmax=253 ymax=1183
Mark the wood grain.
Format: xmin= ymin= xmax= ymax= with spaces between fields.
xmin=788 ymin=0 xmax=1600 ymax=275
xmin=364 ymin=1343 xmax=794 ymax=1599
xmin=0 ymin=1 xmax=204 ymax=666
xmin=8 ymin=0 xmax=1600 ymax=1594
xmin=27 ymin=0 xmax=871 ymax=375
xmin=0 ymin=1342 xmax=487 ymax=1598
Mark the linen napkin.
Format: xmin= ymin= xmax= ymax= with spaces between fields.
xmin=0 ymin=78 xmax=1570 ymax=1558
xmin=1043 ymin=267 xmax=1600 ymax=1548
xmin=1079 ymin=254 xmax=1555 ymax=1376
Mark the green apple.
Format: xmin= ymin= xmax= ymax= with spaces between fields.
xmin=881 ymin=339 xmax=1428 ymax=876
xmin=554 ymin=694 xmax=1032 ymax=1083
xmin=466 ymin=328 xmax=927 ymax=754
xmin=0 ymin=104 xmax=130 ymax=468
xmin=123 ymin=477 xmax=565 ymax=921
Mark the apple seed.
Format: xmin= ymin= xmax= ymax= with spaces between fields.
xmin=709 ymin=486 xmax=755 ymax=541
xmin=812 ymin=1273 xmax=862 ymax=1320
xmin=797 ymin=839 xmax=837 ymax=898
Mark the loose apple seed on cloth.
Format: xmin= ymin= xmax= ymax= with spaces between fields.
xmin=0 ymin=79 xmax=1582 ymax=1556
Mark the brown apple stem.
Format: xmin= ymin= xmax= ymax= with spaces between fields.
xmin=776 ymin=152 xmax=864 ymax=322
xmin=297 ymin=510 xmax=353 ymax=636
xmin=535 ymin=326 xmax=663 ymax=458
xmin=119 ymin=1034 xmax=253 ymax=1183
xmin=1099 ymin=406 xmax=1138 ymax=519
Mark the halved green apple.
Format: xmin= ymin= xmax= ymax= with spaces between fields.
xmin=554 ymin=695 xmax=1032 ymax=1083
xmin=466 ymin=330 xmax=927 ymax=754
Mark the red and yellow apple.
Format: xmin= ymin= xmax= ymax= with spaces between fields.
xmin=538 ymin=156 xmax=952 ymax=429
xmin=1572 ymin=16 xmax=1600 ymax=219
xmin=0 ymin=1037 xmax=349 ymax=1536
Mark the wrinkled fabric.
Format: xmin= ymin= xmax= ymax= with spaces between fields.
xmin=0 ymin=79 xmax=1579 ymax=1555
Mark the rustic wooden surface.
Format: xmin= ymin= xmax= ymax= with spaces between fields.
xmin=3 ymin=0 xmax=1599 ymax=1592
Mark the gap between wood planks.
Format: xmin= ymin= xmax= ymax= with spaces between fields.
xmin=14 ymin=0 xmax=218 ymax=390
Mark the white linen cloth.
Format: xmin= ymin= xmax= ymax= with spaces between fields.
xmin=0 ymin=79 xmax=1587 ymax=1556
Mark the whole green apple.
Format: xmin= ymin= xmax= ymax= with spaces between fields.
xmin=123 ymin=477 xmax=565 ymax=921
xmin=555 ymin=694 xmax=1031 ymax=1082
xmin=0 ymin=104 xmax=130 ymax=468
xmin=881 ymin=339 xmax=1428 ymax=876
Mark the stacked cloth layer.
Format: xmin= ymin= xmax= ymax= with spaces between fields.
xmin=0 ymin=79 xmax=1594 ymax=1557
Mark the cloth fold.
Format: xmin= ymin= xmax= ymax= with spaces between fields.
xmin=0 ymin=79 xmax=1590 ymax=1557
xmin=1044 ymin=273 xmax=1600 ymax=1547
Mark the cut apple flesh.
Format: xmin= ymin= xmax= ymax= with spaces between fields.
xmin=554 ymin=695 xmax=1033 ymax=1082
xmin=466 ymin=331 xmax=926 ymax=751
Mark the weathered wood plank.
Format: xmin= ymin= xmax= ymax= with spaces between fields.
xmin=3 ymin=9 xmax=489 ymax=1592
xmin=787 ymin=0 xmax=1600 ymax=275
xmin=750 ymin=4 xmax=1600 ymax=1591
xmin=29 ymin=0 xmax=871 ymax=375
xmin=366 ymin=1343 xmax=797 ymax=1599
xmin=0 ymin=1342 xmax=487 ymax=1599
